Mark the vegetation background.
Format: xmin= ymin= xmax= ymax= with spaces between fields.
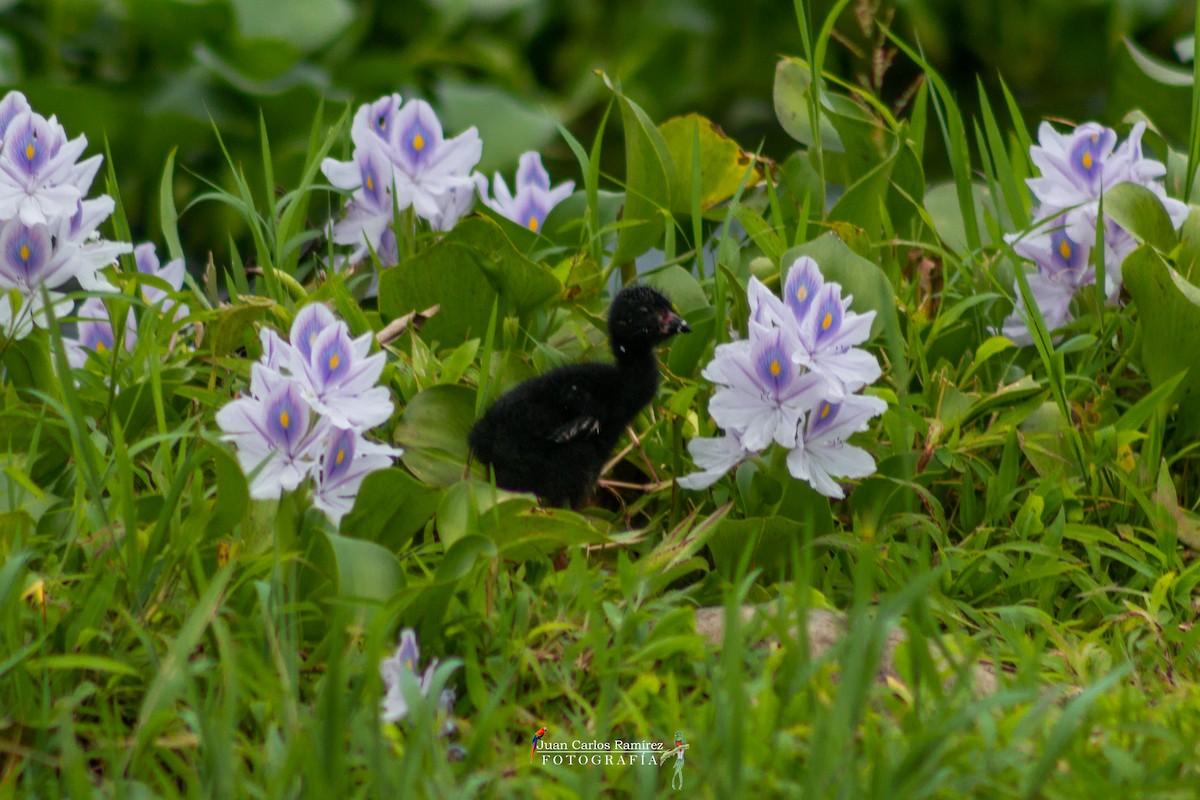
xmin=4 ymin=0 xmax=1200 ymax=798
xmin=1 ymin=0 xmax=1194 ymax=269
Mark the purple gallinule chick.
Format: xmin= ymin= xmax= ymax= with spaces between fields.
xmin=468 ymin=285 xmax=690 ymax=507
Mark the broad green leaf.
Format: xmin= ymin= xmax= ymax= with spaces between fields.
xmin=478 ymin=500 xmax=608 ymax=562
xmin=1175 ymin=206 xmax=1200 ymax=282
xmin=609 ymin=82 xmax=677 ymax=265
xmin=774 ymin=57 xmax=869 ymax=154
xmin=829 ymin=137 xmax=899 ymax=236
xmin=341 ymin=468 xmax=442 ymax=548
xmin=394 ymin=384 xmax=477 ymax=488
xmin=658 ymin=113 xmax=761 ymax=214
xmin=924 ymin=181 xmax=997 ymax=255
xmin=378 ymin=216 xmax=561 ymax=345
xmin=437 ymin=80 xmax=560 ymax=175
xmin=1124 ymin=245 xmax=1200 ymax=404
xmin=1111 ymin=38 xmax=1193 ymax=144
xmin=436 ymin=479 xmax=509 ymax=548
xmin=228 ymin=0 xmax=353 ymax=51
xmin=1103 ymin=182 xmax=1178 ymax=253
xmin=323 ymin=532 xmax=402 ymax=604
xmin=641 ymin=264 xmax=710 ymax=314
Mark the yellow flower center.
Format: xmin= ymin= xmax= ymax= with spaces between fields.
xmin=769 ymin=359 xmax=781 ymax=377
xmin=796 ymin=285 xmax=808 ymax=302
xmin=25 ymin=142 xmax=34 ymax=161
xmin=822 ymin=312 xmax=833 ymax=330
xmin=1059 ymin=239 xmax=1072 ymax=260
xmin=1082 ymin=151 xmax=1093 ymax=170
xmin=413 ymin=133 xmax=425 ymax=151
xmin=19 ymin=244 xmax=29 ymax=261
xmin=366 ymin=174 xmax=374 ymax=191
xmin=279 ymin=410 xmax=290 ymax=429
xmin=820 ymin=403 xmax=830 ymax=419
xmin=527 ymin=215 xmax=539 ymax=232
xmin=329 ymin=353 xmax=339 ymax=370
xmin=336 ymin=447 xmax=345 ymax=465
xmin=95 ymin=340 xmax=107 ymax=353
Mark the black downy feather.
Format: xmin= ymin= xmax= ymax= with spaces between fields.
xmin=468 ymin=285 xmax=690 ymax=507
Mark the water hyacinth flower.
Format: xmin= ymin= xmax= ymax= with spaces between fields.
xmin=0 ymin=109 xmax=91 ymax=227
xmin=1027 ymin=121 xmax=1188 ymax=238
xmin=215 ymin=364 xmax=328 ymax=500
xmin=785 ymin=394 xmax=889 ymax=499
xmin=388 ymin=99 xmax=482 ymax=223
xmin=134 ymin=242 xmax=189 ymax=322
xmin=63 ymin=296 xmax=137 ymax=369
xmin=679 ymin=255 xmax=886 ymax=497
xmin=313 ymin=426 xmax=403 ymax=525
xmin=380 ymin=629 xmax=438 ymax=724
xmin=321 ymin=94 xmax=482 ymax=266
xmin=1003 ymin=120 xmax=1188 ymax=343
xmin=286 ymin=303 xmax=393 ymax=430
xmin=1000 ymin=218 xmax=1098 ymax=344
xmin=779 ymin=258 xmax=879 ymax=396
xmin=324 ymin=139 xmax=399 ymax=265
xmin=476 ymin=152 xmax=574 ymax=234
xmin=675 ymin=431 xmax=751 ymax=491
xmin=216 ymin=302 xmax=400 ymax=522
xmin=0 ymin=218 xmax=76 ymax=338
xmin=704 ymin=322 xmax=825 ymax=451
xmin=0 ymin=91 xmax=129 ymax=340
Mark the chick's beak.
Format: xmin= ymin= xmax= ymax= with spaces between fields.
xmin=663 ymin=311 xmax=691 ymax=335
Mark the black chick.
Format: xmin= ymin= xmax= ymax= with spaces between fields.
xmin=468 ymin=285 xmax=690 ymax=507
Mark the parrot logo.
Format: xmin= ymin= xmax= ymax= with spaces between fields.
xmin=530 ymin=727 xmax=547 ymax=762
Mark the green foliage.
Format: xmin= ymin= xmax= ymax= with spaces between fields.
xmin=6 ymin=2 xmax=1200 ymax=798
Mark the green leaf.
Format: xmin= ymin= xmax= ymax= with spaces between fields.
xmin=828 ymin=137 xmax=899 ymax=236
xmin=341 ymin=468 xmax=441 ymax=548
xmin=205 ymin=443 xmax=250 ymax=537
xmin=159 ymin=148 xmax=184 ymax=263
xmin=25 ymin=654 xmax=138 ymax=678
xmin=378 ymin=216 xmax=560 ymax=345
xmin=658 ymin=114 xmax=760 ymax=214
xmin=1177 ymin=206 xmax=1200 ymax=282
xmin=1111 ymin=38 xmax=1193 ymax=144
xmin=228 ymin=0 xmax=353 ymax=51
xmin=323 ymin=532 xmax=402 ymax=604
xmin=1103 ymin=182 xmax=1178 ymax=253
xmin=609 ymin=80 xmax=678 ymax=266
xmin=394 ymin=384 xmax=477 ymax=488
xmin=204 ymin=296 xmax=278 ymax=357
xmin=708 ymin=516 xmax=806 ymax=582
xmin=437 ymin=80 xmax=560 ymax=175
xmin=641 ymin=264 xmax=710 ymax=314
xmin=1124 ymin=245 xmax=1200 ymax=404
xmin=128 ymin=563 xmax=234 ymax=770
xmin=924 ymin=181 xmax=996 ymax=255
xmin=774 ymin=57 xmax=873 ymax=156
